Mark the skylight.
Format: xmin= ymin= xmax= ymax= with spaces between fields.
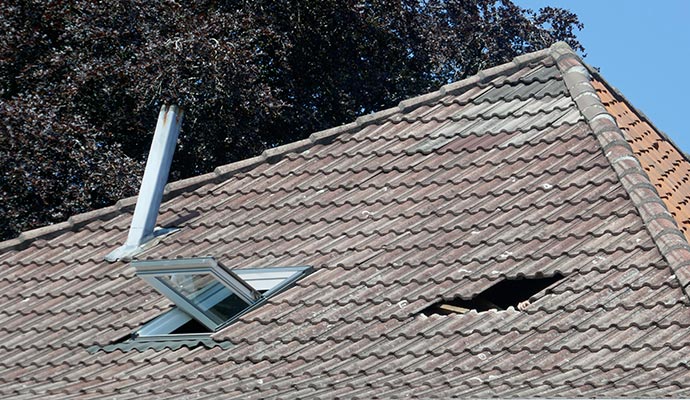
xmin=132 ymin=258 xmax=311 ymax=340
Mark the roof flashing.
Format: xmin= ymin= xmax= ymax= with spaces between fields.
xmin=89 ymin=337 xmax=232 ymax=354
xmin=104 ymin=226 xmax=179 ymax=262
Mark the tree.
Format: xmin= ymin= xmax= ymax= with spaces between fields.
xmin=0 ymin=0 xmax=583 ymax=240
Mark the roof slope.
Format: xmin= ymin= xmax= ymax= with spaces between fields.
xmin=593 ymin=76 xmax=690 ymax=242
xmin=1 ymin=43 xmax=690 ymax=398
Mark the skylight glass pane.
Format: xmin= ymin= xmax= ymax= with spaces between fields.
xmin=206 ymin=292 xmax=251 ymax=323
xmin=157 ymin=273 xmax=251 ymax=325
xmin=159 ymin=273 xmax=216 ymax=300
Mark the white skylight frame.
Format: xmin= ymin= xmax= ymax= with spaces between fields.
xmin=132 ymin=257 xmax=311 ymax=338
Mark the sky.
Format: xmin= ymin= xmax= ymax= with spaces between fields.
xmin=515 ymin=0 xmax=690 ymax=152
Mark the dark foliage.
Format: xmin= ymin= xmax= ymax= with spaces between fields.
xmin=0 ymin=0 xmax=583 ymax=240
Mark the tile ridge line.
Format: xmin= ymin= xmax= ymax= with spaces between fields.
xmin=549 ymin=41 xmax=690 ymax=298
xmin=0 ymin=47 xmax=552 ymax=254
xmin=586 ymin=66 xmax=690 ymax=163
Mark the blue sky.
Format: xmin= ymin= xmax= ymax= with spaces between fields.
xmin=516 ymin=0 xmax=690 ymax=152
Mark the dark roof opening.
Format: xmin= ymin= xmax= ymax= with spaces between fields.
xmin=423 ymin=273 xmax=564 ymax=316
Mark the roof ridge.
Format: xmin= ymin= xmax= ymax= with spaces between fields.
xmin=586 ymin=66 xmax=690 ymax=163
xmin=548 ymin=41 xmax=690 ymax=298
xmin=0 ymin=47 xmax=553 ymax=254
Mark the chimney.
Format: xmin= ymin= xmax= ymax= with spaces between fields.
xmin=105 ymin=105 xmax=184 ymax=262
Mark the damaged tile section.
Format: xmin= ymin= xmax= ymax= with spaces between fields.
xmin=423 ymin=273 xmax=564 ymax=315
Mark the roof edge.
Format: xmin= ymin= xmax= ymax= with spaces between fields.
xmin=0 ymin=46 xmax=553 ymax=254
xmin=549 ymin=41 xmax=690 ymax=298
xmin=585 ymin=65 xmax=690 ymax=163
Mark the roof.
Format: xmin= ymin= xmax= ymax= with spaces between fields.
xmin=2 ymin=42 xmax=690 ymax=398
xmin=593 ymin=77 xmax=690 ymax=242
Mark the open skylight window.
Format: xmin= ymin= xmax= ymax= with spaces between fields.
xmin=132 ymin=258 xmax=311 ymax=341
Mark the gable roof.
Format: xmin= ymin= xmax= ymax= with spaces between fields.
xmin=2 ymin=42 xmax=690 ymax=398
xmin=593 ymin=76 xmax=690 ymax=243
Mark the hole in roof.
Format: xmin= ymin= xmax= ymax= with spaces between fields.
xmin=422 ymin=273 xmax=564 ymax=316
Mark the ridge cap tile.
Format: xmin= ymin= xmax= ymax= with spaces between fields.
xmin=586 ymin=64 xmax=690 ymax=163
xmin=550 ymin=42 xmax=690 ymax=298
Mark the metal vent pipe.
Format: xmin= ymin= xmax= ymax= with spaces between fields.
xmin=105 ymin=105 xmax=183 ymax=261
